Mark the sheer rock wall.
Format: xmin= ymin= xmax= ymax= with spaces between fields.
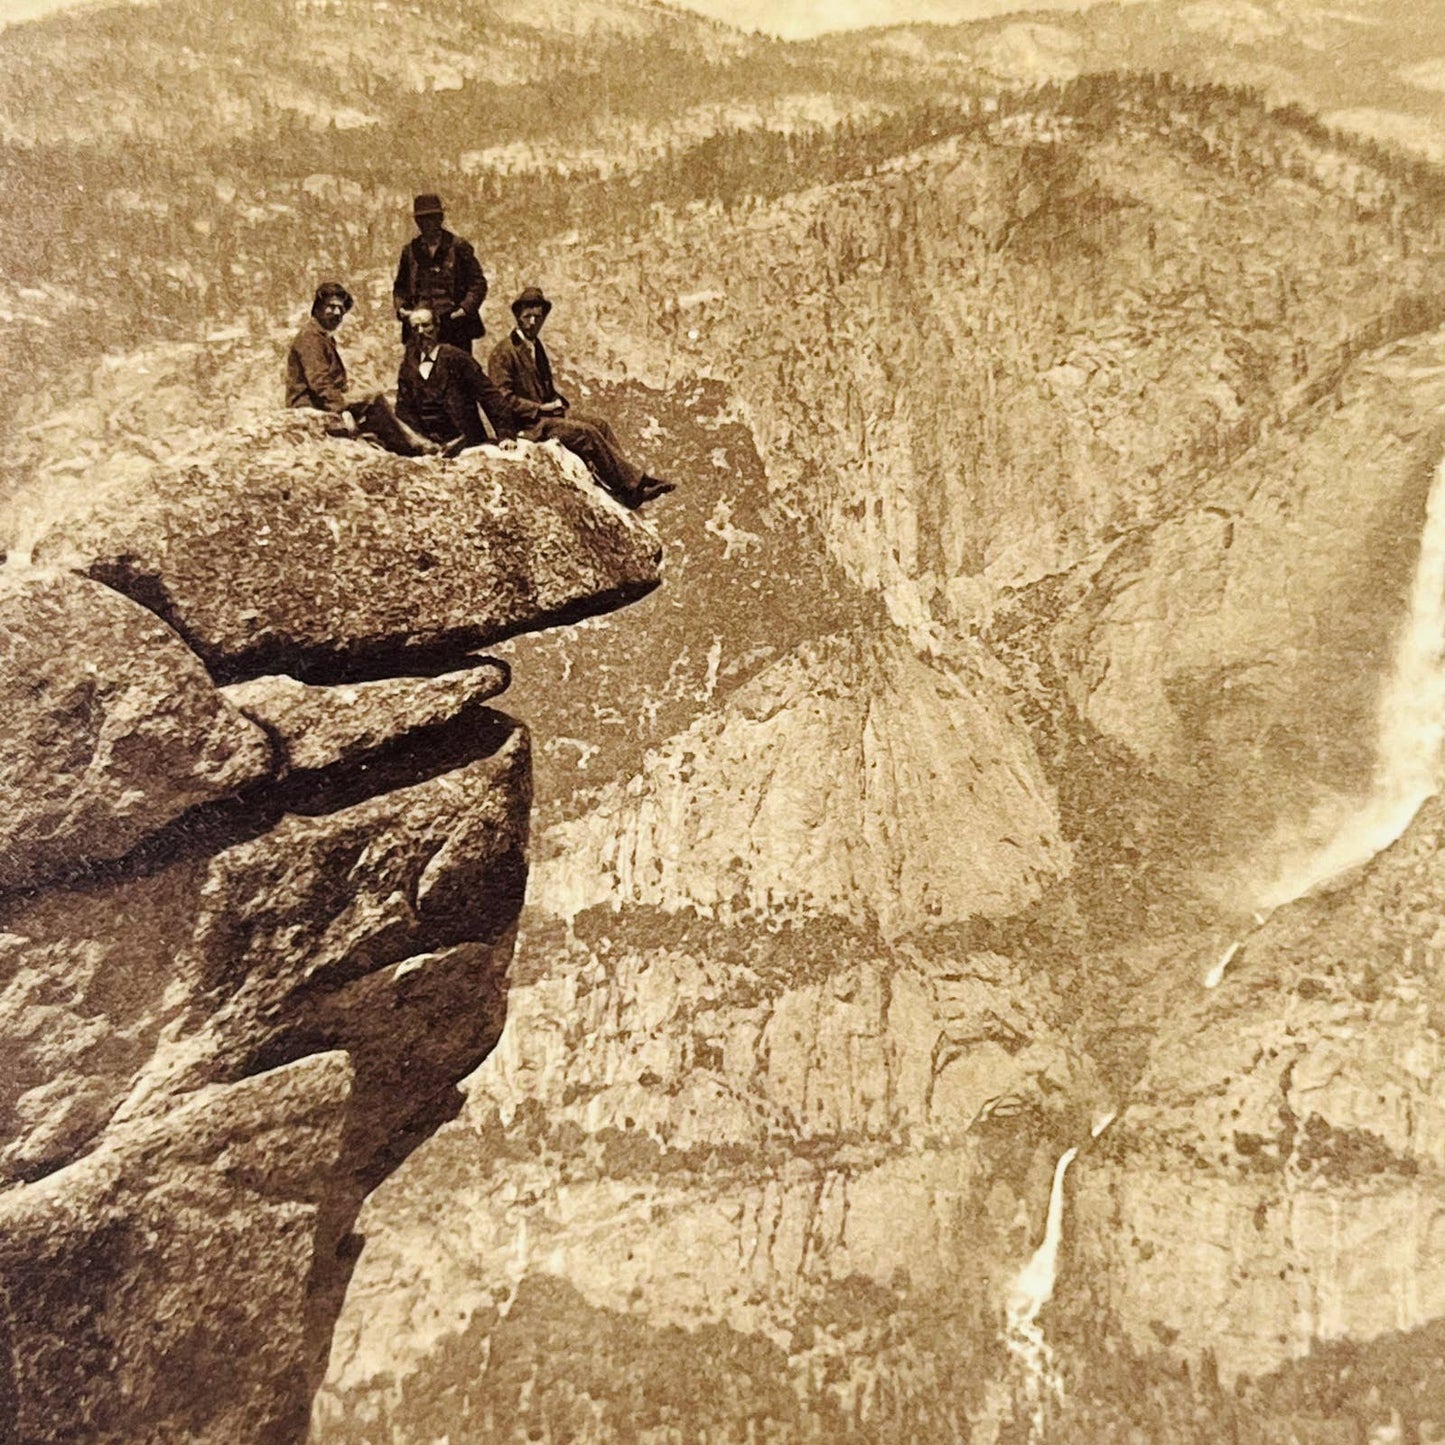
xmin=0 ymin=421 xmax=660 ymax=1444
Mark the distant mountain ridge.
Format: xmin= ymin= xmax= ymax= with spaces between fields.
xmin=7 ymin=0 xmax=1443 ymax=456
xmin=822 ymin=0 xmax=1445 ymax=158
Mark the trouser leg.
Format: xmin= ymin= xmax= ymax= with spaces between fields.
xmin=545 ymin=414 xmax=646 ymax=500
xmin=349 ymin=394 xmax=433 ymax=456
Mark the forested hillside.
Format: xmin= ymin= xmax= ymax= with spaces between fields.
xmin=0 ymin=0 xmax=937 ymax=431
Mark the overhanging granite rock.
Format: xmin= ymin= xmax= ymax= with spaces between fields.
xmin=223 ymin=660 xmax=510 ymax=775
xmin=0 ymin=410 xmax=664 ymax=1443
xmin=32 ymin=417 xmax=663 ymax=682
xmin=0 ymin=713 xmax=528 ymax=1186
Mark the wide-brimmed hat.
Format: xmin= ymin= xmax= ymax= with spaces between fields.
xmin=511 ymin=286 xmax=553 ymax=318
xmin=413 ymin=193 xmax=445 ymax=217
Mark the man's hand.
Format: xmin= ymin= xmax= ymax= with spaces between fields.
xmin=539 ymin=400 xmax=566 ymax=415
xmin=449 ymin=307 xmax=467 ymax=321
xmin=338 ymin=410 xmax=360 ymax=434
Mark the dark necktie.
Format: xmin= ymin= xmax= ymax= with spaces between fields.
xmin=533 ymin=339 xmax=555 ymax=401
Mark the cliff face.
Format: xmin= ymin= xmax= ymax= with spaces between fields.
xmin=311 ymin=381 xmax=1101 ymax=1445
xmin=313 ymin=903 xmax=1097 ymax=1443
xmin=535 ymin=629 xmax=1070 ymax=933
xmin=310 ymin=92 xmax=1445 ymax=1443
xmin=1051 ymin=792 xmax=1445 ymax=1437
xmin=995 ymin=326 xmax=1445 ymax=894
xmin=0 ymin=417 xmax=660 ymax=1443
xmin=546 ymin=84 xmax=1445 ymax=611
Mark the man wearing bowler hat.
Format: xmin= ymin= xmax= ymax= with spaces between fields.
xmin=488 ymin=286 xmax=674 ymax=508
xmin=393 ymin=193 xmax=487 ymax=354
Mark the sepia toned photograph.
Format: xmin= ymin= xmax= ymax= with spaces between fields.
xmin=2 ymin=0 xmax=1445 ymax=1439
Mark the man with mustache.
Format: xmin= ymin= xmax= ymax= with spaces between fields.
xmin=396 ymin=307 xmax=515 ymax=454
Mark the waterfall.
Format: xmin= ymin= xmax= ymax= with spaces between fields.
xmin=1002 ymin=1116 xmax=1113 ymax=1435
xmin=1003 ymin=1145 xmax=1078 ymax=1434
xmin=992 ymin=454 xmax=1445 ymax=1432
xmin=1203 ymin=940 xmax=1239 ymax=990
xmin=1005 ymin=1109 xmax=1115 ymax=1427
xmin=1254 ymin=452 xmax=1445 ymax=908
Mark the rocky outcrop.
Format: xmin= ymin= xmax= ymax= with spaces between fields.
xmin=0 ymin=423 xmax=661 ymax=1443
xmin=0 ymin=567 xmax=273 ymax=892
xmin=222 ymin=661 xmax=511 ymax=775
xmin=30 ymin=413 xmax=662 ymax=682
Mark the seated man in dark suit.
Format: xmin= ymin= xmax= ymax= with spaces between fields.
xmin=286 ymin=280 xmax=439 ymax=456
xmin=396 ymin=308 xmax=515 ymax=454
xmin=487 ymin=287 xmax=673 ymax=508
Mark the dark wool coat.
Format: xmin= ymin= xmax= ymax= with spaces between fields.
xmin=396 ymin=342 xmax=514 ymax=447
xmin=393 ymin=230 xmax=487 ymax=349
xmin=486 ymin=329 xmax=569 ymax=436
xmin=285 ymin=316 xmax=348 ymax=411
xmin=486 ymin=329 xmax=647 ymax=501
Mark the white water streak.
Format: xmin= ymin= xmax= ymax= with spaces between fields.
xmin=996 ymin=455 xmax=1445 ymax=1432
xmin=1203 ymin=940 xmax=1239 ymax=990
xmin=1001 ymin=1119 xmax=1115 ymax=1433
xmin=1256 ymin=453 xmax=1445 ymax=907
xmin=1004 ymin=1146 xmax=1079 ymax=1434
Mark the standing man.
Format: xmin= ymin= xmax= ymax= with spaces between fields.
xmin=397 ymin=307 xmax=514 ymax=453
xmin=285 ymin=280 xmax=439 ymax=455
xmin=393 ymin=194 xmax=487 ymax=354
xmin=488 ymin=286 xmax=674 ymax=508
